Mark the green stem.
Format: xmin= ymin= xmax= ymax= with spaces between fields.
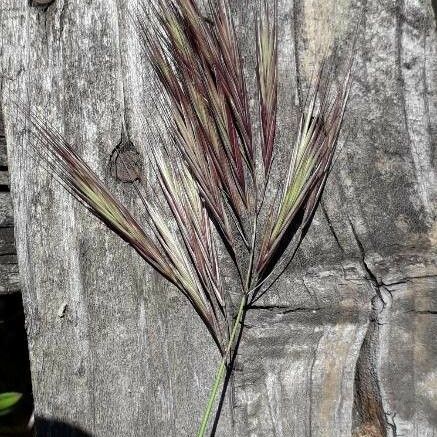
xmin=196 ymin=293 xmax=247 ymax=437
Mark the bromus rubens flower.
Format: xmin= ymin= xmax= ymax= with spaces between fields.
xmin=19 ymin=0 xmax=353 ymax=435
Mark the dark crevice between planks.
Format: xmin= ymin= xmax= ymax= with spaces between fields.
xmin=0 ymin=294 xmax=34 ymax=437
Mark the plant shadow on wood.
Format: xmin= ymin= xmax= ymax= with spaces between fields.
xmin=432 ymin=0 xmax=437 ymax=22
xmin=34 ymin=417 xmax=92 ymax=437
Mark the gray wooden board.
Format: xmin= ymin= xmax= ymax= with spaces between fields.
xmin=1 ymin=0 xmax=436 ymax=436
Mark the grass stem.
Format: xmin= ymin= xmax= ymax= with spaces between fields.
xmin=196 ymin=293 xmax=247 ymax=437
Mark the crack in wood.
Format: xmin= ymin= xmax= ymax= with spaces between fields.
xmin=352 ymin=319 xmax=388 ymax=437
xmin=248 ymin=304 xmax=323 ymax=313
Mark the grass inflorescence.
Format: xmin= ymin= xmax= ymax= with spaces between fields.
xmin=20 ymin=0 xmax=353 ymax=434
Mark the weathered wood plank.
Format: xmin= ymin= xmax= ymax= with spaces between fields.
xmin=1 ymin=1 xmax=227 ymax=436
xmin=231 ymin=0 xmax=437 ymax=434
xmin=1 ymin=0 xmax=436 ymax=436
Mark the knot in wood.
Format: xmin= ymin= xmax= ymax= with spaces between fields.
xmin=109 ymin=134 xmax=142 ymax=183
